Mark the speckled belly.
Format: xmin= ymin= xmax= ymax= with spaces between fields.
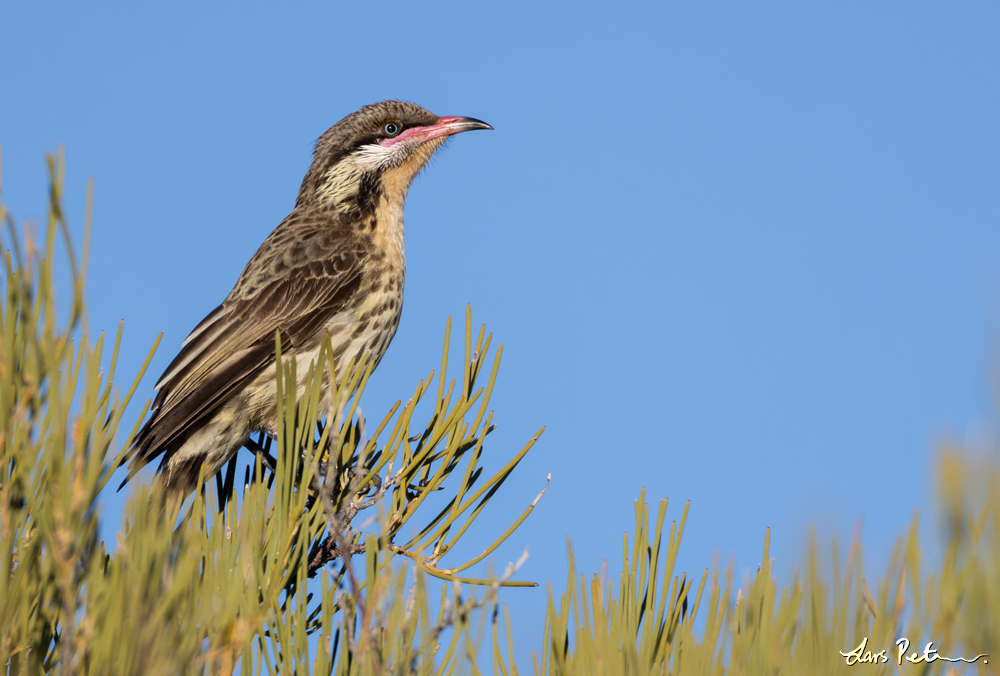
xmin=239 ymin=264 xmax=404 ymax=430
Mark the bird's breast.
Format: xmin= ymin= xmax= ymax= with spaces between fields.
xmin=323 ymin=193 xmax=407 ymax=376
xmin=371 ymin=190 xmax=406 ymax=267
xmin=279 ymin=190 xmax=410 ymax=408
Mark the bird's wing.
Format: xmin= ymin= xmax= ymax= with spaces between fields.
xmin=124 ymin=213 xmax=364 ymax=480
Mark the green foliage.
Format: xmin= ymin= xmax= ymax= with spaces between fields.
xmin=519 ymin=450 xmax=1000 ymax=675
xmin=2 ymin=152 xmax=998 ymax=675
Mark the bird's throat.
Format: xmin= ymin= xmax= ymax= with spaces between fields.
xmin=318 ymin=136 xmax=446 ymax=217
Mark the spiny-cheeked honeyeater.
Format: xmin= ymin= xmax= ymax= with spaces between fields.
xmin=121 ymin=101 xmax=491 ymax=493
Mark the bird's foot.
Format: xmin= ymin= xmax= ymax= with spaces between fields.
xmin=244 ymin=436 xmax=277 ymax=474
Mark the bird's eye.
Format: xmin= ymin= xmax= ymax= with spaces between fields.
xmin=382 ymin=121 xmax=401 ymax=137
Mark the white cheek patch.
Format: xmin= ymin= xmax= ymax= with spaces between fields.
xmin=352 ymin=141 xmax=406 ymax=171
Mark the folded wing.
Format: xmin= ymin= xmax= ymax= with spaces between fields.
xmin=122 ymin=214 xmax=363 ymax=484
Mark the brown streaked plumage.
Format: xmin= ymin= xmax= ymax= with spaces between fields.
xmin=122 ymin=101 xmax=491 ymax=493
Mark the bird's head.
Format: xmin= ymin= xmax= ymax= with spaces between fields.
xmin=297 ymin=100 xmax=492 ymax=215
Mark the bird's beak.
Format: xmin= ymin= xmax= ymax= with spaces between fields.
xmin=384 ymin=116 xmax=493 ymax=147
xmin=432 ymin=116 xmax=494 ymax=137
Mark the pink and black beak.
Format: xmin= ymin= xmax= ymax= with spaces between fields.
xmin=383 ymin=116 xmax=493 ymax=147
xmin=427 ymin=116 xmax=494 ymax=140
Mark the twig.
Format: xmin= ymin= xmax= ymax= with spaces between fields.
xmin=305 ymin=466 xmax=396 ymax=577
xmin=307 ymin=538 xmax=367 ymax=577
xmin=413 ymin=549 xmax=529 ymax=665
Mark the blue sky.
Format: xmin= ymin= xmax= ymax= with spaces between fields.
xmin=3 ymin=1 xmax=1000 ymax=662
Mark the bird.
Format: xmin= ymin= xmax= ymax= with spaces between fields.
xmin=121 ymin=100 xmax=492 ymax=494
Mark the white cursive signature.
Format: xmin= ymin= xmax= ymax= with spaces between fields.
xmin=840 ymin=637 xmax=988 ymax=666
